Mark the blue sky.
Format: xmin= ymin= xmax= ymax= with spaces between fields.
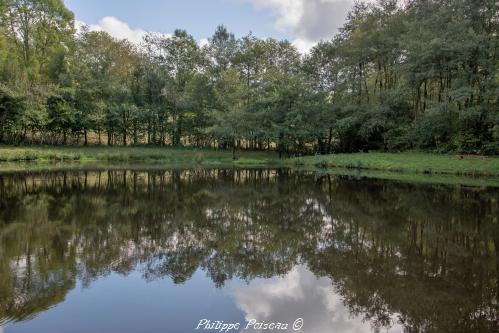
xmin=64 ymin=0 xmax=359 ymax=53
xmin=64 ymin=0 xmax=288 ymax=40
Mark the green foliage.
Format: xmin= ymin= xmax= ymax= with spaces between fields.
xmin=46 ymin=88 xmax=74 ymax=144
xmin=0 ymin=0 xmax=497 ymax=155
xmin=0 ymin=84 xmax=24 ymax=142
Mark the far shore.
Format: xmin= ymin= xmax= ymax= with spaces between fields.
xmin=1 ymin=146 xmax=498 ymax=183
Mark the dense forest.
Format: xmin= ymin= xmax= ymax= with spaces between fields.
xmin=0 ymin=0 xmax=498 ymax=155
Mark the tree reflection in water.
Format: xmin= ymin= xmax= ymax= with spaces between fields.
xmin=0 ymin=169 xmax=497 ymax=332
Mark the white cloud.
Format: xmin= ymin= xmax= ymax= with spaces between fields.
xmin=76 ymin=16 xmax=173 ymax=45
xmin=244 ymin=0 xmax=361 ymax=53
xmin=233 ymin=265 xmax=404 ymax=333
xmin=292 ymin=38 xmax=318 ymax=54
xmin=198 ymin=38 xmax=210 ymax=48
xmin=248 ymin=0 xmax=304 ymax=32
xmin=76 ymin=17 xmax=216 ymax=49
xmin=76 ymin=17 xmax=148 ymax=44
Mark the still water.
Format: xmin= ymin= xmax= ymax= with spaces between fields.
xmin=0 ymin=168 xmax=497 ymax=333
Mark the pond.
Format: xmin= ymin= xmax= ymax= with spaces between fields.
xmin=0 ymin=168 xmax=497 ymax=333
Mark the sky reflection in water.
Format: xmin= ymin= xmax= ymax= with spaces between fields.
xmin=0 ymin=169 xmax=497 ymax=333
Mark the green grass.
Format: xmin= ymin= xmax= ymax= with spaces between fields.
xmin=0 ymin=145 xmax=279 ymax=166
xmin=292 ymin=152 xmax=499 ymax=177
xmin=1 ymin=146 xmax=499 ymax=180
xmin=295 ymin=166 xmax=499 ymax=188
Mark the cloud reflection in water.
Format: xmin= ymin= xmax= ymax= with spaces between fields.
xmin=233 ymin=265 xmax=403 ymax=333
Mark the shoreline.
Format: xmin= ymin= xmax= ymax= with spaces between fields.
xmin=1 ymin=146 xmax=498 ymax=185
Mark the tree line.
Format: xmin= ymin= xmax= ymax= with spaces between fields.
xmin=0 ymin=0 xmax=498 ymax=155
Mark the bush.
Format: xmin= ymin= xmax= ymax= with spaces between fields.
xmin=411 ymin=106 xmax=458 ymax=151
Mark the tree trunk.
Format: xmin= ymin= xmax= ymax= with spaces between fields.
xmin=123 ymin=112 xmax=127 ymax=146
xmin=327 ymin=128 xmax=333 ymax=154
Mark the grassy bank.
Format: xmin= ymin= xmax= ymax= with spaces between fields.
xmin=0 ymin=146 xmax=278 ymax=166
xmin=294 ymin=152 xmax=499 ymax=177
xmin=1 ymin=146 xmax=499 ymax=178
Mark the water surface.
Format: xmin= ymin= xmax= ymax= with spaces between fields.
xmin=0 ymin=169 xmax=497 ymax=333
